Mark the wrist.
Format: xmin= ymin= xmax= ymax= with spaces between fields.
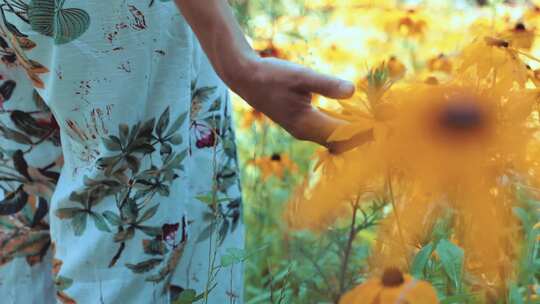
xmin=219 ymin=50 xmax=261 ymax=96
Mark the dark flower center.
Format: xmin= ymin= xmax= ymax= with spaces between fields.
xmin=438 ymin=99 xmax=484 ymax=132
xmin=381 ymin=267 xmax=405 ymax=287
xmin=515 ymin=22 xmax=526 ymax=31
xmin=271 ymin=153 xmax=282 ymax=162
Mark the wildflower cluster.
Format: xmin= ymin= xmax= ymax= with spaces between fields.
xmin=234 ymin=1 xmax=540 ymax=303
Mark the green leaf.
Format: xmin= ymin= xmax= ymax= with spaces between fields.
xmin=160 ymin=143 xmax=172 ymax=155
xmin=196 ymin=224 xmax=214 ymax=243
xmin=195 ymin=195 xmax=229 ymax=206
xmin=218 ymin=220 xmax=229 ymax=244
xmin=411 ymin=242 xmax=434 ymax=278
xmin=168 ymin=133 xmax=183 ymax=145
xmin=440 ymin=293 xmax=479 ymax=304
xmin=54 ymin=7 xmax=91 ymax=44
xmin=166 ymin=112 xmax=188 ymax=137
xmin=72 ymin=212 xmax=88 ymax=236
xmin=166 ymin=150 xmax=187 ymax=170
xmin=220 ymin=248 xmax=246 ymax=267
xmin=142 ymin=239 xmax=168 ymax=256
xmin=139 ymin=118 xmax=156 ymax=139
xmin=138 ymin=204 xmax=159 ymax=223
xmin=125 ymin=155 xmax=141 ymax=173
xmin=54 ymin=276 xmax=73 ymax=291
xmin=125 ymin=258 xmax=163 ymax=274
xmin=513 ymin=207 xmax=531 ymax=229
xmin=91 ymin=212 xmax=111 ymax=232
xmin=138 ymin=225 xmax=162 ymax=237
xmin=436 ymin=239 xmax=464 ymax=290
xmin=103 ymin=211 xmax=122 ymax=226
xmin=114 ymin=227 xmax=135 ymax=242
xmin=508 ymin=283 xmax=524 ymax=304
xmin=207 ymin=98 xmax=222 ymax=113
xmin=122 ymin=198 xmax=139 ymax=222
xmin=173 ymin=289 xmax=205 ymax=304
xmin=55 ymin=207 xmax=84 ymax=219
xmin=156 ymin=107 xmax=171 ymax=137
xmin=119 ymin=124 xmax=130 ymax=146
xmin=28 ymin=0 xmax=91 ymax=44
xmin=103 ymin=136 xmax=122 ymax=151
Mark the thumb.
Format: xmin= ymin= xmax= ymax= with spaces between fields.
xmin=297 ymin=68 xmax=355 ymax=99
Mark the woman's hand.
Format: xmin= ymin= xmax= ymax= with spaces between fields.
xmin=176 ymin=0 xmax=358 ymax=150
xmin=227 ymin=55 xmax=355 ymax=147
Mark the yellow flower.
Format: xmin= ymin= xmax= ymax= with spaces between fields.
xmin=290 ymin=37 xmax=538 ymax=284
xmin=386 ymin=57 xmax=407 ymax=80
xmin=427 ymin=54 xmax=452 ymax=74
xmin=500 ymin=22 xmax=536 ymax=50
xmin=248 ymin=153 xmax=298 ymax=181
xmin=241 ymin=107 xmax=269 ymax=129
xmin=374 ymin=82 xmax=533 ymax=283
xmin=339 ymin=268 xmax=439 ymax=304
xmin=385 ymin=9 xmax=428 ymax=39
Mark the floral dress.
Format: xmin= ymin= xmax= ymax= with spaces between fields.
xmin=0 ymin=1 xmax=244 ymax=303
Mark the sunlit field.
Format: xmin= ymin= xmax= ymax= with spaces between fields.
xmin=232 ymin=1 xmax=540 ymax=303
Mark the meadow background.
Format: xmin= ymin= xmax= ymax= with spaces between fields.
xmin=227 ymin=1 xmax=540 ymax=303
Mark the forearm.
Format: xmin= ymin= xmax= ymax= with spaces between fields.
xmin=174 ymin=0 xmax=356 ymax=150
xmin=174 ymin=0 xmax=256 ymax=90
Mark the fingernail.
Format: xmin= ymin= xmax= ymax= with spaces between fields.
xmin=338 ymin=80 xmax=355 ymax=95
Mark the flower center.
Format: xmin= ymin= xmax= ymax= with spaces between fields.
xmin=515 ymin=22 xmax=526 ymax=31
xmin=381 ymin=267 xmax=405 ymax=287
xmin=271 ymin=153 xmax=282 ymax=162
xmin=438 ymin=99 xmax=484 ymax=133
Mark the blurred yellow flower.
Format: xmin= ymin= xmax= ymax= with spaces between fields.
xmin=339 ymin=267 xmax=439 ymax=304
xmin=248 ymin=153 xmax=298 ymax=181
xmin=501 ymin=22 xmax=536 ymax=50
xmin=427 ymin=54 xmax=452 ymax=74
xmin=290 ymin=36 xmax=539 ymax=285
xmin=241 ymin=107 xmax=269 ymax=129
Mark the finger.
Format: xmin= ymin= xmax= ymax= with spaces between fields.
xmin=292 ymin=107 xmax=373 ymax=152
xmin=297 ymin=68 xmax=355 ymax=99
xmin=327 ymin=130 xmax=374 ymax=154
xmin=293 ymin=107 xmax=348 ymax=145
